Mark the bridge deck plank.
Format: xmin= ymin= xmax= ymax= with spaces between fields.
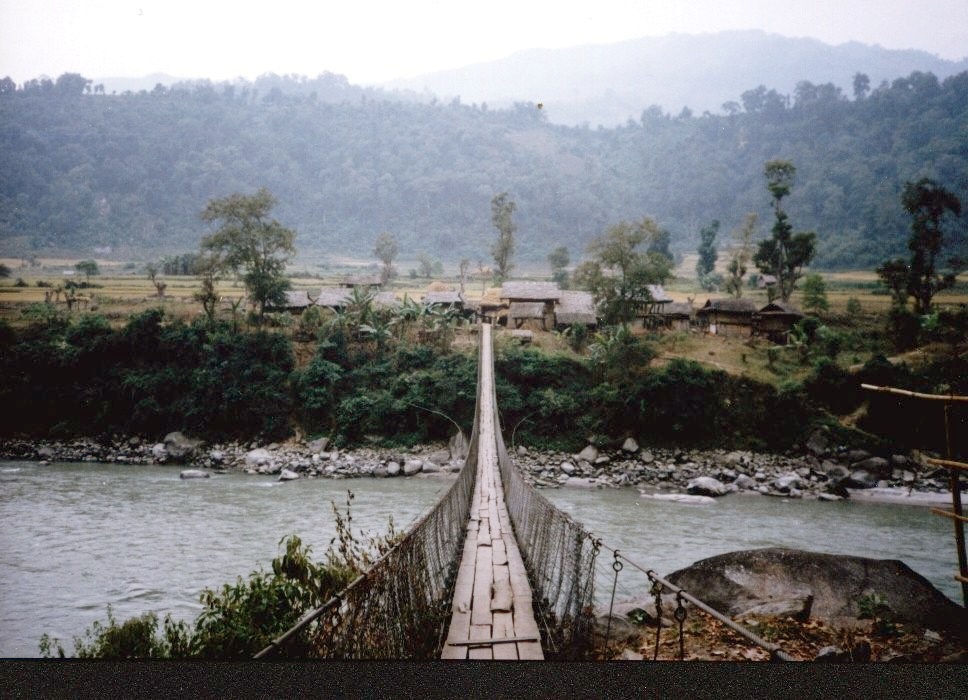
xmin=442 ymin=323 xmax=543 ymax=661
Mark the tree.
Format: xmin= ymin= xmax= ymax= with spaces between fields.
xmin=372 ymin=232 xmax=398 ymax=284
xmin=574 ymin=218 xmax=672 ymax=325
xmin=754 ymin=160 xmax=816 ymax=302
xmin=696 ymin=220 xmax=719 ymax=289
xmin=192 ymin=256 xmax=221 ymax=326
xmin=800 ymin=273 xmax=829 ymax=314
xmin=901 ymin=178 xmax=963 ymax=315
xmin=145 ymin=263 xmax=166 ymax=298
xmin=724 ymin=213 xmax=757 ymax=298
xmin=852 ymin=72 xmax=870 ymax=100
xmin=490 ymin=193 xmax=516 ymax=283
xmin=875 ymin=258 xmax=911 ymax=308
xmin=200 ymin=188 xmax=295 ymax=323
xmin=75 ymin=259 xmax=100 ymax=281
xmin=457 ymin=258 xmax=470 ymax=295
xmin=0 ymin=262 xmax=10 ymax=278
xmin=548 ymin=246 xmax=570 ymax=288
xmin=416 ymin=252 xmax=434 ymax=279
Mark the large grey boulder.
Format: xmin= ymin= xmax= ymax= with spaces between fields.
xmin=278 ymin=469 xmax=300 ymax=481
xmin=851 ymin=456 xmax=891 ymax=479
xmin=425 ymin=449 xmax=451 ymax=466
xmin=772 ymin=474 xmax=802 ymax=493
xmin=665 ymin=547 xmax=967 ymax=631
xmin=151 ymin=443 xmax=167 ymax=462
xmin=245 ymin=448 xmax=271 ymax=467
xmin=844 ymin=470 xmax=878 ymax=489
xmin=686 ymin=476 xmax=730 ymax=497
xmin=577 ymin=444 xmax=599 ymax=462
xmin=560 ymin=461 xmax=577 ymax=476
xmin=621 ymin=437 xmax=640 ymax=453
xmin=307 ymin=437 xmax=330 ymax=453
xmin=163 ymin=431 xmax=202 ymax=463
xmin=403 ymin=459 xmax=423 ymax=476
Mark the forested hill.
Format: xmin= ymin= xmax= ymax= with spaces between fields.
xmin=1 ymin=69 xmax=966 ymax=268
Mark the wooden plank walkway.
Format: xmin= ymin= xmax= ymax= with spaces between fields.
xmin=441 ymin=324 xmax=543 ymax=660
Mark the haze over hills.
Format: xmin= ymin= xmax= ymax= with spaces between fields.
xmin=383 ymin=30 xmax=968 ymax=126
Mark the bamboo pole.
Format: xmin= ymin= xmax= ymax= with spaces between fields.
xmin=859 ymin=384 xmax=968 ymax=402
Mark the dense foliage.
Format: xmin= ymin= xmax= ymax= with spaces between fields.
xmin=1 ymin=70 xmax=966 ymax=267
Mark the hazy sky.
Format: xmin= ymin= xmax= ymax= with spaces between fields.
xmin=2 ymin=0 xmax=966 ymax=84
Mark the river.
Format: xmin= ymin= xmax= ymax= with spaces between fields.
xmin=0 ymin=460 xmax=958 ymax=657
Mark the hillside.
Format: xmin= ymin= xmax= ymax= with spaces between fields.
xmin=1 ymin=68 xmax=966 ymax=268
xmin=385 ymin=30 xmax=968 ymax=127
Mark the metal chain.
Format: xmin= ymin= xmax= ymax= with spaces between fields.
xmin=602 ymin=550 xmax=623 ymax=659
xmin=650 ymin=575 xmax=663 ymax=661
xmin=674 ymin=592 xmax=687 ymax=660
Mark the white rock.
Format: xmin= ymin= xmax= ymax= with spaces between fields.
xmin=278 ymin=469 xmax=300 ymax=481
xmin=179 ymin=469 xmax=209 ymax=479
xmin=577 ymin=445 xmax=599 ymax=462
xmin=560 ymin=461 xmax=577 ymax=475
xmin=621 ymin=437 xmax=640 ymax=453
xmin=403 ymin=459 xmax=423 ymax=476
xmin=245 ymin=448 xmax=271 ymax=467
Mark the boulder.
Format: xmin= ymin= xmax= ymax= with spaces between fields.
xmin=372 ymin=464 xmax=389 ymax=478
xmin=851 ymin=457 xmax=891 ymax=479
xmin=846 ymin=449 xmax=872 ymax=464
xmin=665 ymin=547 xmax=967 ymax=631
xmin=820 ymin=461 xmax=849 ymax=479
xmin=733 ymin=474 xmax=756 ymax=490
xmin=425 ymin=449 xmax=451 ymax=466
xmin=386 ymin=461 xmax=401 ymax=477
xmin=163 ymin=431 xmax=202 ymax=463
xmin=307 ymin=437 xmax=330 ymax=453
xmin=403 ymin=459 xmax=423 ymax=476
xmin=805 ymin=430 xmax=829 ymax=457
xmin=421 ymin=460 xmax=442 ymax=474
xmin=844 ymin=470 xmax=877 ymax=489
xmin=641 ymin=492 xmax=716 ymax=505
xmin=577 ymin=445 xmax=599 ymax=462
xmin=278 ymin=469 xmax=300 ymax=482
xmin=621 ymin=437 xmax=640 ymax=453
xmin=179 ymin=469 xmax=209 ymax=479
xmin=772 ymin=474 xmax=802 ymax=493
xmin=640 ymin=450 xmax=655 ymax=464
xmin=686 ymin=476 xmax=730 ymax=497
xmin=151 ymin=443 xmax=167 ymax=462
xmin=245 ymin=448 xmax=271 ymax=467
xmin=560 ymin=461 xmax=577 ymax=475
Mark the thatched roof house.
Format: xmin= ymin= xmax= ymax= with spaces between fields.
xmin=500 ymin=281 xmax=562 ymax=302
xmin=508 ymin=301 xmax=548 ymax=330
xmin=315 ymin=287 xmax=353 ymax=309
xmin=554 ymin=291 xmax=598 ymax=328
xmin=423 ymin=290 xmax=464 ymax=308
xmin=696 ymin=298 xmax=757 ymax=337
xmin=268 ymin=290 xmax=315 ymax=312
xmin=658 ymin=301 xmax=693 ymax=330
xmin=756 ymin=301 xmax=804 ymax=343
xmin=373 ymin=291 xmax=400 ymax=309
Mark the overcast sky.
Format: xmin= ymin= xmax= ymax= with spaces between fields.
xmin=2 ymin=0 xmax=966 ymax=85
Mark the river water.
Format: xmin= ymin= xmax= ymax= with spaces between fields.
xmin=0 ymin=460 xmax=958 ymax=657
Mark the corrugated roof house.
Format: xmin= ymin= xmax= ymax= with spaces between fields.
xmin=554 ymin=291 xmax=598 ymax=328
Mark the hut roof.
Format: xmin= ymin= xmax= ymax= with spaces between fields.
xmin=758 ymin=301 xmax=803 ymax=316
xmin=275 ymin=290 xmax=314 ymax=309
xmin=697 ymin=298 xmax=758 ymax=315
xmin=500 ymin=281 xmax=561 ymax=301
xmin=660 ymin=301 xmax=693 ymax=317
xmin=555 ymin=291 xmax=598 ymax=325
xmin=508 ymin=301 xmax=547 ymax=320
xmin=315 ymin=287 xmax=352 ymax=308
xmin=424 ymin=290 xmax=464 ymax=305
xmin=373 ymin=291 xmax=400 ymax=309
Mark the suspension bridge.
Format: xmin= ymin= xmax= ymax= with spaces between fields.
xmin=255 ymin=321 xmax=793 ymax=661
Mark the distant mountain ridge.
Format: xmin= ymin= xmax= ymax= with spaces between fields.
xmin=383 ymin=30 xmax=968 ymax=126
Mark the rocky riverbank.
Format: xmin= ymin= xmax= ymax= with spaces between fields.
xmin=0 ymin=427 xmax=959 ymax=502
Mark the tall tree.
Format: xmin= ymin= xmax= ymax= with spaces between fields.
xmin=901 ymin=178 xmax=963 ymax=314
xmin=490 ymin=193 xmax=516 ymax=283
xmin=574 ymin=218 xmax=672 ymax=325
xmin=548 ymin=246 xmax=570 ymax=288
xmin=800 ymin=273 xmax=829 ymax=314
xmin=200 ymin=188 xmax=295 ymax=323
xmin=372 ymin=232 xmax=398 ymax=284
xmin=724 ymin=213 xmax=757 ymax=297
xmin=754 ymin=160 xmax=816 ymax=302
xmin=696 ymin=219 xmax=720 ymax=289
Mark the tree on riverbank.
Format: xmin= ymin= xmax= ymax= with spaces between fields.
xmin=200 ymin=188 xmax=296 ymax=324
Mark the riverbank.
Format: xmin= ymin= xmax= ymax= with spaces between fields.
xmin=0 ymin=430 xmax=960 ymax=505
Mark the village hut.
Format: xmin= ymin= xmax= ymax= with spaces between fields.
xmin=500 ymin=281 xmax=561 ymax=329
xmin=554 ymin=291 xmax=598 ymax=329
xmin=755 ymin=301 xmax=804 ymax=343
xmin=315 ymin=287 xmax=353 ymax=311
xmin=696 ymin=298 xmax=758 ymax=337
xmin=423 ymin=290 xmax=464 ymax=311
xmin=373 ymin=291 xmax=400 ymax=310
xmin=658 ymin=301 xmax=693 ymax=331
xmin=635 ymin=284 xmax=674 ymax=327
xmin=267 ymin=290 xmax=316 ymax=314
xmin=467 ymin=287 xmax=507 ymax=324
